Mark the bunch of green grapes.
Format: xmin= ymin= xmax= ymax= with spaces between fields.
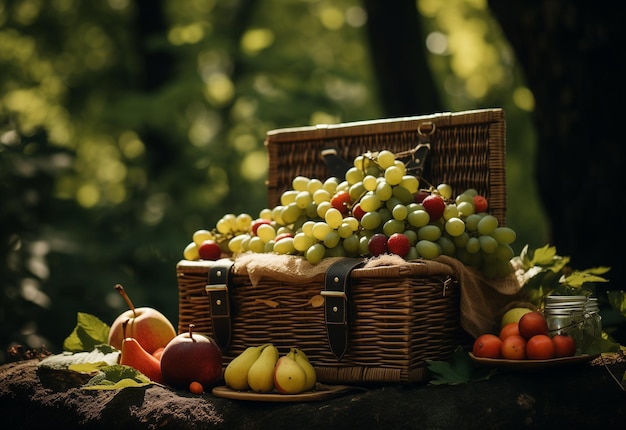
xmin=183 ymin=150 xmax=517 ymax=278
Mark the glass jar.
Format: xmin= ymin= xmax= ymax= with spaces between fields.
xmin=584 ymin=297 xmax=603 ymax=338
xmin=543 ymin=295 xmax=587 ymax=354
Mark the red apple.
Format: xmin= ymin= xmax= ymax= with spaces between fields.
xmin=518 ymin=311 xmax=549 ymax=340
xmin=198 ymin=239 xmax=221 ymax=260
xmin=160 ymin=324 xmax=223 ymax=389
xmin=108 ymin=284 xmax=177 ymax=354
xmin=552 ymin=333 xmax=576 ymax=357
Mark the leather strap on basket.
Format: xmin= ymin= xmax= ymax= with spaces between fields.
xmin=205 ymin=262 xmax=234 ymax=350
xmin=322 ymin=258 xmax=365 ymax=360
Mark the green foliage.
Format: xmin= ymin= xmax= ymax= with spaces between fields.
xmin=82 ymin=365 xmax=153 ymax=390
xmin=62 ymin=312 xmax=111 ymax=353
xmin=427 ymin=346 xmax=496 ymax=385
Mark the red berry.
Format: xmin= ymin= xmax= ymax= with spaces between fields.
xmin=251 ymin=218 xmax=271 ymax=236
xmin=473 ymin=195 xmax=488 ymax=213
xmin=368 ymin=233 xmax=388 ymax=256
xmin=387 ymin=233 xmax=410 ymax=257
xmin=330 ymin=191 xmax=351 ymax=215
xmin=414 ymin=191 xmax=430 ymax=203
xmin=198 ymin=240 xmax=221 ymax=260
xmin=352 ymin=203 xmax=365 ymax=220
xmin=422 ymin=194 xmax=446 ymax=221
xmin=274 ymin=233 xmax=293 ymax=242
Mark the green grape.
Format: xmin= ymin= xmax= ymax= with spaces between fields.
xmin=312 ymin=221 xmax=332 ymax=241
xmin=316 ymin=201 xmax=332 ymax=218
xmin=365 ymin=164 xmax=382 ymax=177
xmin=384 ymin=165 xmax=403 ymax=185
xmin=353 ymin=154 xmax=370 ymax=171
xmin=323 ymin=231 xmax=341 ymax=248
xmin=345 ymin=167 xmax=365 ymax=185
xmin=392 ymin=184 xmax=414 ymax=204
xmin=259 ymin=208 xmax=273 ymax=220
xmin=256 ymin=223 xmax=276 ymax=242
xmin=264 ymin=240 xmax=275 ymax=253
xmin=405 ymin=246 xmax=419 ymax=260
xmin=375 ymin=182 xmax=393 ymax=201
xmin=407 ymin=210 xmax=430 ymax=228
xmin=336 ymin=180 xmax=349 ymax=193
xmin=305 ymin=202 xmax=318 ymax=219
xmin=272 ymin=206 xmax=285 ymax=225
xmin=466 ymin=237 xmax=481 ymax=254
xmin=392 ymin=204 xmax=408 ymax=221
xmin=464 ymin=213 xmax=483 ymax=231
xmin=376 ymin=150 xmax=396 ymax=169
xmin=324 ymin=207 xmax=343 ymax=229
xmin=463 ymin=188 xmax=479 ymax=197
xmin=292 ymin=176 xmax=310 ymax=192
xmin=360 ymin=192 xmax=382 ymax=212
xmin=437 ymin=183 xmax=453 ymax=200
xmin=338 ymin=222 xmax=354 ymax=239
xmin=301 ymin=220 xmax=316 ymax=237
xmin=342 ymin=234 xmax=360 ymax=256
xmin=273 ymin=237 xmax=296 ymax=254
xmin=248 ymin=236 xmax=266 ymax=253
xmin=417 ymin=224 xmax=442 ymax=241
xmin=416 ymin=240 xmax=441 ymax=259
xmin=385 ymin=196 xmax=401 ymax=212
xmin=478 ymin=235 xmax=498 ymax=253
xmin=491 ymin=226 xmax=516 ymax=245
xmin=192 ymin=229 xmax=214 ymax=246
xmin=438 ymin=235 xmax=456 ymax=256
xmin=452 ymin=231 xmax=470 ymax=248
xmin=343 ymin=216 xmax=359 ymax=232
xmin=325 ymin=244 xmax=346 ymax=258
xmin=403 ymin=229 xmax=418 ymax=245
xmin=393 ymin=160 xmax=406 ymax=174
xmin=443 ymin=204 xmax=459 ymax=221
xmin=444 ymin=217 xmax=465 ymax=237
xmin=281 ymin=202 xmax=302 ymax=224
xmin=183 ymin=242 xmax=199 ymax=260
xmin=406 ymin=202 xmax=421 ymax=213
xmin=456 ymin=201 xmax=474 ymax=217
xmin=400 ymin=175 xmax=419 ymax=194
xmin=295 ymin=191 xmax=312 ymax=209
xmin=280 ymin=190 xmax=298 ymax=205
xmin=216 ymin=217 xmax=232 ymax=234
xmin=358 ymin=234 xmax=370 ymax=255
xmin=313 ymin=189 xmax=331 ymax=205
xmin=276 ymin=226 xmax=293 ymax=236
xmin=360 ymin=211 xmax=382 ymax=230
xmin=495 ymin=243 xmax=515 ymax=261
xmin=349 ymin=182 xmax=366 ymax=201
xmin=455 ymin=193 xmax=474 ymax=205
xmin=307 ymin=178 xmax=323 ymax=194
xmin=383 ymin=219 xmax=405 ymax=236
xmin=378 ymin=207 xmax=392 ymax=225
xmin=477 ymin=215 xmax=499 ymax=235
xmin=323 ymin=177 xmax=339 ymax=194
xmin=293 ymin=232 xmax=317 ymax=252
xmin=228 ymin=234 xmax=249 ymax=253
xmin=362 ymin=175 xmax=378 ymax=191
xmin=235 ymin=213 xmax=253 ymax=232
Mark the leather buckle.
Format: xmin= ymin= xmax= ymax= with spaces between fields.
xmin=323 ymin=258 xmax=365 ymax=360
xmin=205 ymin=263 xmax=234 ymax=350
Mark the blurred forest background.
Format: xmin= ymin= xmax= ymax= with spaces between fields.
xmin=1 ymin=0 xmax=624 ymax=364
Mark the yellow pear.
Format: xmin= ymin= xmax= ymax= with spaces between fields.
xmin=247 ymin=344 xmax=279 ymax=393
xmin=224 ymin=344 xmax=270 ymax=391
xmin=293 ymin=348 xmax=317 ymax=391
xmin=273 ymin=351 xmax=308 ymax=394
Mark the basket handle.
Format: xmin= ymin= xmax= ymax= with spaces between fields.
xmin=205 ymin=262 xmax=235 ymax=350
xmin=322 ymin=258 xmax=365 ymax=360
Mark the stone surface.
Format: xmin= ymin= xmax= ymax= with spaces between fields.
xmin=1 ymin=358 xmax=625 ymax=429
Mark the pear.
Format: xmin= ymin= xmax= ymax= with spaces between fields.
xmin=273 ymin=350 xmax=308 ymax=394
xmin=247 ymin=344 xmax=279 ymax=393
xmin=293 ymin=348 xmax=317 ymax=391
xmin=224 ymin=344 xmax=270 ymax=391
xmin=120 ymin=320 xmax=163 ymax=384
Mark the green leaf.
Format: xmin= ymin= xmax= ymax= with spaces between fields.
xmin=607 ymin=290 xmax=626 ymax=317
xmin=38 ymin=344 xmax=120 ymax=370
xmin=563 ymin=269 xmax=610 ymax=288
xmin=427 ymin=346 xmax=496 ymax=385
xmin=82 ymin=365 xmax=153 ymax=390
xmin=63 ymin=312 xmax=111 ymax=352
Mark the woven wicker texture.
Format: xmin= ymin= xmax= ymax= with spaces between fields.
xmin=177 ymin=259 xmax=466 ymax=384
xmin=265 ymin=108 xmax=506 ymax=224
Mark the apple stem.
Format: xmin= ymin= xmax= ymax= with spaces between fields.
xmin=115 ymin=284 xmax=137 ymax=318
xmin=189 ymin=324 xmax=196 ymax=342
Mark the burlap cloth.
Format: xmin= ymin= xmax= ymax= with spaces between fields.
xmin=232 ymin=252 xmax=526 ymax=338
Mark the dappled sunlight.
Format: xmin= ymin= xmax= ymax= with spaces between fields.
xmin=240 ymin=150 xmax=268 ymax=181
xmin=241 ymin=28 xmax=275 ymax=54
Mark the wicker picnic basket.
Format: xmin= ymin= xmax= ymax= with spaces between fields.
xmin=176 ymin=108 xmax=507 ymax=384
